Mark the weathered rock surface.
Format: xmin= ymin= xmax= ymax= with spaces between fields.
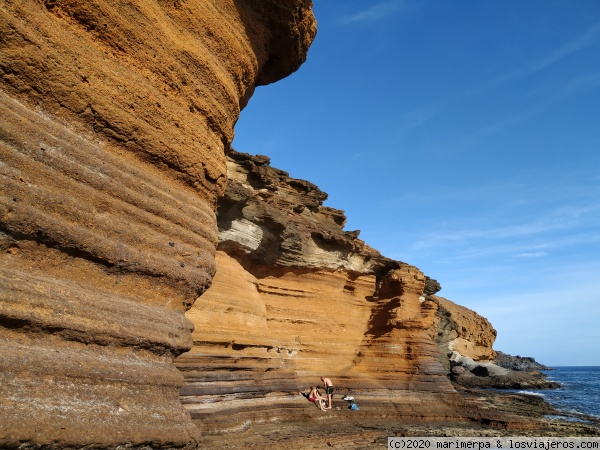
xmin=175 ymin=150 xmax=564 ymax=441
xmin=218 ymin=151 xmax=393 ymax=273
xmin=495 ymin=351 xmax=552 ymax=371
xmin=448 ymin=351 xmax=560 ymax=390
xmin=194 ymin=389 xmax=600 ymax=449
xmin=432 ymin=296 xmax=557 ymax=390
xmin=0 ymin=1 xmax=316 ymax=448
xmin=449 ymin=350 xmax=560 ymax=391
xmin=433 ymin=295 xmax=498 ymax=369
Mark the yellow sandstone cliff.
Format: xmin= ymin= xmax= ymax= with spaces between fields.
xmin=175 ymin=151 xmax=509 ymax=438
xmin=0 ymin=1 xmax=315 ymax=448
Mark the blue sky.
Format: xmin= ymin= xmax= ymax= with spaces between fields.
xmin=232 ymin=1 xmax=600 ymax=366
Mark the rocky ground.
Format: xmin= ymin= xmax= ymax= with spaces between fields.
xmin=194 ymin=389 xmax=600 ymax=449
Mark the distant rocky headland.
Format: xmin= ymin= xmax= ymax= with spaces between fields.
xmin=0 ymin=1 xmax=597 ymax=449
xmin=495 ymin=351 xmax=553 ymax=372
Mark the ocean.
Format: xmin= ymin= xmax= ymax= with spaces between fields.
xmin=521 ymin=366 xmax=600 ymax=419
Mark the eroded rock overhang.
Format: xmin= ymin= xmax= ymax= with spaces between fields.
xmin=0 ymin=1 xmax=316 ymax=447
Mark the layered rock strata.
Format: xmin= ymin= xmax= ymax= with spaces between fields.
xmin=0 ymin=1 xmax=316 ymax=448
xmin=433 ymin=297 xmax=558 ymax=390
xmin=433 ymin=295 xmax=498 ymax=368
xmin=432 ymin=296 xmax=558 ymax=389
xmin=176 ymin=151 xmax=525 ymax=437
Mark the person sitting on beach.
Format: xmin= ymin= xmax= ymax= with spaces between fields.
xmin=307 ymin=386 xmax=327 ymax=411
xmin=321 ymin=376 xmax=334 ymax=409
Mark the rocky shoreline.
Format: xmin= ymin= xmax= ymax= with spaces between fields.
xmin=180 ymin=351 xmax=597 ymax=448
xmin=449 ymin=352 xmax=561 ymax=390
xmin=193 ymin=388 xmax=600 ymax=449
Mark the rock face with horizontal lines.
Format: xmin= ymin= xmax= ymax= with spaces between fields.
xmin=433 ymin=295 xmax=498 ymax=371
xmin=175 ymin=151 xmax=517 ymax=437
xmin=0 ymin=1 xmax=316 ymax=448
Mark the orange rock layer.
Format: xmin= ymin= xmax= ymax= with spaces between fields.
xmin=0 ymin=1 xmax=316 ymax=448
xmin=175 ymin=151 xmax=503 ymax=437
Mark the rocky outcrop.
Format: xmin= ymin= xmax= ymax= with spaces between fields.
xmin=431 ymin=296 xmax=557 ymax=390
xmin=448 ymin=352 xmax=560 ymax=390
xmin=433 ymin=295 xmax=498 ymax=370
xmin=495 ymin=351 xmax=552 ymax=371
xmin=0 ymin=1 xmax=316 ymax=448
xmin=218 ymin=151 xmax=395 ymax=273
xmin=175 ymin=150 xmax=556 ymax=438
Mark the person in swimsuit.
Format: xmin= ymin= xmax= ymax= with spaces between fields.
xmin=321 ymin=376 xmax=333 ymax=409
xmin=308 ymin=386 xmax=327 ymax=411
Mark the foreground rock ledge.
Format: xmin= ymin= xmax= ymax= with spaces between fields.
xmin=0 ymin=1 xmax=316 ymax=448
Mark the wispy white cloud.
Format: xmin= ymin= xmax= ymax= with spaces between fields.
xmin=376 ymin=179 xmax=535 ymax=208
xmin=392 ymin=21 xmax=600 ymax=138
xmin=373 ymin=174 xmax=600 ymax=265
xmin=406 ymin=200 xmax=600 ymax=260
xmin=497 ymin=21 xmax=600 ymax=85
xmin=515 ymin=251 xmax=548 ymax=258
xmin=451 ymin=21 xmax=600 ymax=102
xmin=339 ymin=1 xmax=408 ymax=25
xmin=392 ymin=102 xmax=444 ymax=133
xmin=457 ymin=69 xmax=600 ymax=146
